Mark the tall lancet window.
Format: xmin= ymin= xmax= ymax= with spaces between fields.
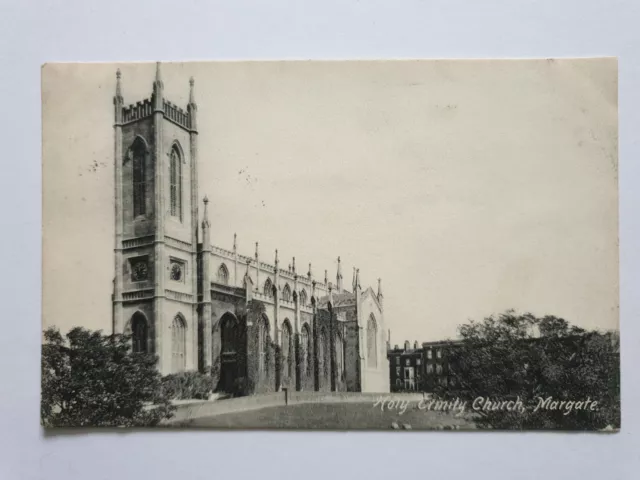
xmin=131 ymin=138 xmax=147 ymax=217
xmin=299 ymin=289 xmax=307 ymax=307
xmin=258 ymin=315 xmax=270 ymax=376
xmin=169 ymin=146 xmax=182 ymax=220
xmin=282 ymin=284 xmax=292 ymax=302
xmin=301 ymin=323 xmax=311 ymax=377
xmin=367 ymin=314 xmax=378 ymax=368
xmin=335 ymin=330 xmax=344 ymax=379
xmin=282 ymin=320 xmax=293 ymax=381
xmin=131 ymin=312 xmax=148 ymax=354
xmin=217 ymin=264 xmax=229 ymax=285
xmin=171 ymin=314 xmax=187 ymax=373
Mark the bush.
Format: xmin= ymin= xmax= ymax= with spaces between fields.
xmin=41 ymin=327 xmax=175 ymax=427
xmin=161 ymin=371 xmax=215 ymax=400
xmin=433 ymin=311 xmax=620 ymax=430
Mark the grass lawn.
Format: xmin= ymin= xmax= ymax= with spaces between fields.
xmin=183 ymin=402 xmax=476 ymax=430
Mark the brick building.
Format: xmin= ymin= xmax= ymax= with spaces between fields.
xmin=387 ymin=339 xmax=460 ymax=392
xmin=111 ymin=64 xmax=390 ymax=394
xmin=422 ymin=340 xmax=460 ymax=390
xmin=388 ymin=341 xmax=424 ymax=392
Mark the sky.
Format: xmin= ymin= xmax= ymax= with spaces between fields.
xmin=42 ymin=59 xmax=619 ymax=345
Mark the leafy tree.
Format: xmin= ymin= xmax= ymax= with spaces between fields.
xmin=434 ymin=310 xmax=620 ymax=430
xmin=41 ymin=327 xmax=175 ymax=427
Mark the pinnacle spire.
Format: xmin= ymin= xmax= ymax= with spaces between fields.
xmin=255 ymin=242 xmax=259 ymax=259
xmin=189 ymin=77 xmax=196 ymax=104
xmin=233 ymin=233 xmax=237 ymax=252
xmin=355 ymin=268 xmax=361 ymax=290
xmin=377 ymin=277 xmax=383 ymax=298
xmin=352 ymin=267 xmax=356 ymax=290
xmin=152 ymin=62 xmax=164 ymax=110
xmin=155 ymin=62 xmax=162 ymax=85
xmin=187 ymin=76 xmax=198 ymax=131
xmin=114 ymin=69 xmax=124 ymax=122
xmin=275 ymin=249 xmax=279 ymax=266
xmin=308 ymin=263 xmax=312 ymax=279
xmin=336 ymin=256 xmax=343 ymax=292
xmin=292 ymin=257 xmax=296 ymax=273
xmin=201 ymin=196 xmax=210 ymax=228
xmin=115 ymin=69 xmax=123 ymax=100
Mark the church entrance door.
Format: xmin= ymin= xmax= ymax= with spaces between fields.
xmin=220 ymin=314 xmax=240 ymax=393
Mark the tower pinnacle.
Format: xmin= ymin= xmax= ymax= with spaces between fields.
xmin=202 ymin=196 xmax=210 ymax=229
xmin=189 ymin=77 xmax=196 ymax=104
xmin=115 ymin=69 xmax=123 ymax=100
xmin=152 ymin=62 xmax=164 ymax=110
xmin=155 ymin=62 xmax=163 ymax=87
xmin=188 ymin=76 xmax=198 ymax=131
xmin=114 ymin=69 xmax=124 ymax=123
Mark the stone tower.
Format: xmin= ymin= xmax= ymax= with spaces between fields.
xmin=112 ymin=63 xmax=200 ymax=375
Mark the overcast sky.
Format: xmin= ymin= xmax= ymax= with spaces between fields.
xmin=42 ymin=59 xmax=618 ymax=344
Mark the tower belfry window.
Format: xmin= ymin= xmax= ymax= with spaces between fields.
xmin=131 ymin=138 xmax=146 ymax=217
xmin=170 ymin=146 xmax=182 ymax=220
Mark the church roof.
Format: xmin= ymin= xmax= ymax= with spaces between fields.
xmin=316 ymin=291 xmax=356 ymax=308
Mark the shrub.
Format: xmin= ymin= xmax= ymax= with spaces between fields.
xmin=161 ymin=371 xmax=215 ymax=400
xmin=433 ymin=311 xmax=620 ymax=430
xmin=41 ymin=327 xmax=175 ymax=427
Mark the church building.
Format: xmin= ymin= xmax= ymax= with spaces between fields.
xmin=111 ymin=64 xmax=390 ymax=394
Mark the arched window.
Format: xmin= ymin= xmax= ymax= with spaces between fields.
xmin=282 ymin=320 xmax=293 ymax=381
xmin=131 ymin=138 xmax=147 ymax=217
xmin=131 ymin=312 xmax=148 ymax=354
xmin=171 ymin=315 xmax=187 ymax=373
xmin=335 ymin=330 xmax=344 ymax=379
xmin=301 ymin=323 xmax=311 ymax=377
xmin=258 ymin=315 xmax=269 ymax=376
xmin=282 ymin=284 xmax=291 ymax=302
xmin=299 ymin=289 xmax=307 ymax=307
xmin=217 ymin=264 xmax=229 ymax=285
xmin=263 ymin=278 xmax=273 ymax=298
xmin=169 ymin=146 xmax=182 ymax=220
xmin=317 ymin=327 xmax=325 ymax=380
xmin=320 ymin=326 xmax=329 ymax=380
xmin=367 ymin=314 xmax=378 ymax=368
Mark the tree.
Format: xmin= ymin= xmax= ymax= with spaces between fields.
xmin=434 ymin=310 xmax=620 ymax=430
xmin=41 ymin=327 xmax=175 ymax=427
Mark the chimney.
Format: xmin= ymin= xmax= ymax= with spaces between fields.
xmin=404 ymin=340 xmax=410 ymax=351
xmin=414 ymin=341 xmax=418 ymax=350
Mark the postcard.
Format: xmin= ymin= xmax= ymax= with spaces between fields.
xmin=41 ymin=59 xmax=619 ymax=430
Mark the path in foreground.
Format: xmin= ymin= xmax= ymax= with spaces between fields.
xmin=184 ymin=402 xmax=476 ymax=430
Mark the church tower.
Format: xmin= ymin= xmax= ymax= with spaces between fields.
xmin=112 ymin=63 xmax=199 ymax=375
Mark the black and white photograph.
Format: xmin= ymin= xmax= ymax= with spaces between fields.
xmin=41 ymin=59 xmax=619 ymax=431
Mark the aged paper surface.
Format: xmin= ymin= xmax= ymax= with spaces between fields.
xmin=41 ymin=59 xmax=619 ymax=430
